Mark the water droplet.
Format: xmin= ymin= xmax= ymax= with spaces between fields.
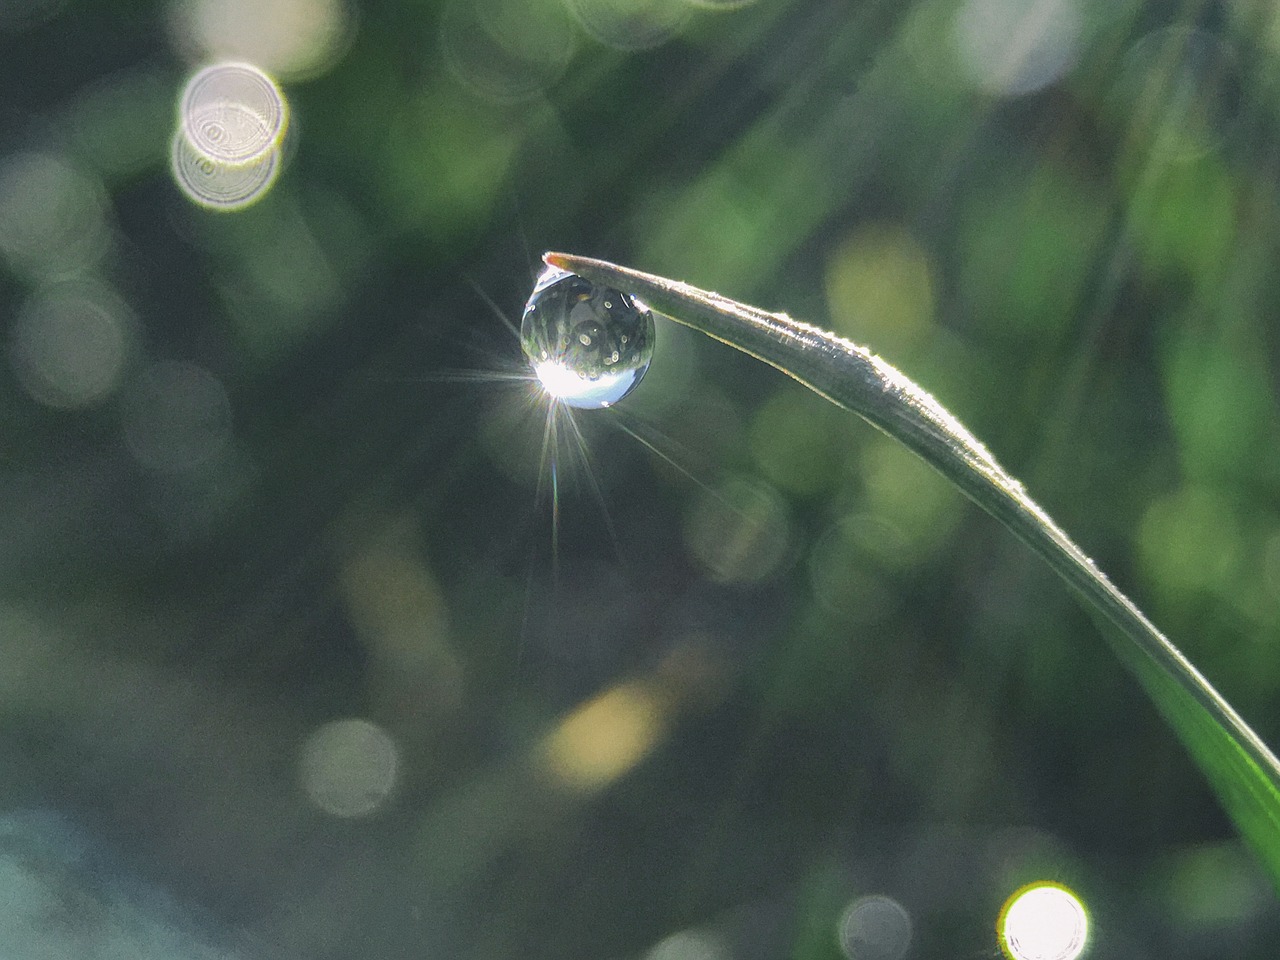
xmin=521 ymin=265 xmax=654 ymax=409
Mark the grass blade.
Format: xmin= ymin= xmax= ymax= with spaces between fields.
xmin=544 ymin=251 xmax=1280 ymax=886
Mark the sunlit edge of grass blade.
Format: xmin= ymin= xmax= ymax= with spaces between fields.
xmin=544 ymin=251 xmax=1280 ymax=891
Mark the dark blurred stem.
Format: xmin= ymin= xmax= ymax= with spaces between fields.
xmin=544 ymin=251 xmax=1280 ymax=883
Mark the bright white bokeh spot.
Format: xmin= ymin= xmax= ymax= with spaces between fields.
xmin=1000 ymin=883 xmax=1089 ymax=960
xmin=0 ymin=152 xmax=110 ymax=280
xmin=10 ymin=282 xmax=133 ymax=409
xmin=299 ymin=718 xmax=399 ymax=818
xmin=953 ymin=0 xmax=1081 ymax=96
xmin=838 ymin=894 xmax=912 ymax=960
xmin=180 ymin=61 xmax=287 ymax=164
xmin=169 ymin=0 xmax=352 ymax=80
xmin=121 ymin=360 xmax=233 ymax=472
xmin=563 ymin=0 xmax=691 ymax=50
xmin=169 ymin=129 xmax=281 ymax=210
xmin=171 ymin=62 xmax=287 ymax=210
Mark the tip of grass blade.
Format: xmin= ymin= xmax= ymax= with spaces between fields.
xmin=543 ymin=252 xmax=615 ymax=280
xmin=540 ymin=253 xmax=638 ymax=296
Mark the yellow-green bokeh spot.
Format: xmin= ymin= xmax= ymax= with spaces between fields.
xmin=382 ymin=86 xmax=519 ymax=242
xmin=859 ymin=435 xmax=963 ymax=552
xmin=1229 ymin=0 xmax=1280 ymax=61
xmin=638 ymin=126 xmax=828 ymax=293
xmin=200 ymin=188 xmax=371 ymax=363
xmin=1159 ymin=840 xmax=1271 ymax=929
xmin=808 ymin=513 xmax=907 ymax=625
xmin=825 ymin=223 xmax=935 ymax=357
xmin=959 ymin=164 xmax=1108 ymax=342
xmin=1137 ymin=485 xmax=1242 ymax=603
xmin=1126 ymin=155 xmax=1236 ymax=286
xmin=1161 ymin=321 xmax=1278 ymax=482
xmin=748 ymin=388 xmax=843 ymax=497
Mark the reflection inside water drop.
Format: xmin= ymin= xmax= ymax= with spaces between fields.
xmin=521 ymin=265 xmax=654 ymax=409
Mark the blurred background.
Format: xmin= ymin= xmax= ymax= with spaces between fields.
xmin=2 ymin=0 xmax=1280 ymax=957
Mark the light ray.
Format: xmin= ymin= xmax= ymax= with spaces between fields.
xmin=366 ymin=368 xmax=535 ymax=387
xmin=559 ymin=399 xmax=621 ymax=556
xmin=608 ymin=410 xmax=741 ymax=513
xmin=465 ymin=274 xmax=523 ymax=341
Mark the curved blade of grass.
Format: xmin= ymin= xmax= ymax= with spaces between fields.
xmin=545 ymin=251 xmax=1280 ymax=887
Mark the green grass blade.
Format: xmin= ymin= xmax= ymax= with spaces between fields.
xmin=545 ymin=251 xmax=1280 ymax=886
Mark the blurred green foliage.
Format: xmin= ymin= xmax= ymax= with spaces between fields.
xmin=0 ymin=0 xmax=1279 ymax=958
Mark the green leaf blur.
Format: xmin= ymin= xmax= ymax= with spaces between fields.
xmin=0 ymin=0 xmax=1277 ymax=958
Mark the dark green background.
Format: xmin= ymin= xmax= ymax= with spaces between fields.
xmin=2 ymin=0 xmax=1279 ymax=957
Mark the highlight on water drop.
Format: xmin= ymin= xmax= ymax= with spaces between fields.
xmin=169 ymin=61 xmax=287 ymax=211
xmin=521 ymin=264 xmax=655 ymax=409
